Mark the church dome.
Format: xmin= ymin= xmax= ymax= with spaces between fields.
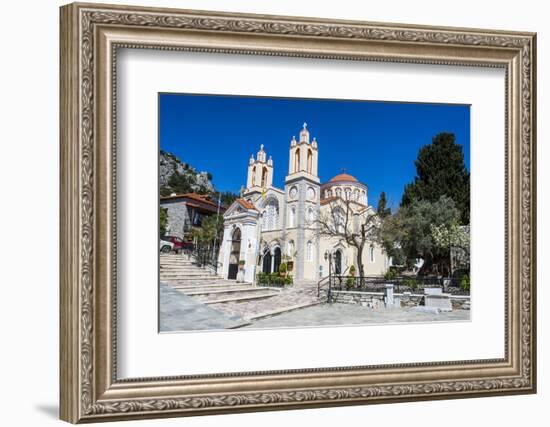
xmin=328 ymin=173 xmax=358 ymax=183
xmin=321 ymin=171 xmax=368 ymax=206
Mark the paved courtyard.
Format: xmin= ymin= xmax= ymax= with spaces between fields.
xmin=160 ymin=281 xmax=470 ymax=332
xmin=242 ymin=303 xmax=470 ymax=329
xmin=160 ymin=283 xmax=251 ymax=331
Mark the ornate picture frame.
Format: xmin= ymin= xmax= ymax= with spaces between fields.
xmin=60 ymin=2 xmax=536 ymax=423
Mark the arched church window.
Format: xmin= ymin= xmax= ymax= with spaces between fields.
xmin=353 ymin=214 xmax=360 ymax=233
xmin=307 ymin=207 xmax=315 ymax=224
xmin=294 ymin=150 xmax=300 ymax=173
xmin=287 ymin=240 xmax=295 ymax=257
xmin=289 ymin=206 xmax=296 ymax=227
xmin=307 ymin=149 xmax=313 ymax=174
xmin=334 ymin=207 xmax=345 ymax=233
xmin=345 ymin=187 xmax=351 ymax=200
xmin=336 ymin=188 xmax=342 ymax=198
xmin=261 ymin=211 xmax=267 ymax=231
xmin=264 ymin=199 xmax=279 ymax=230
xmin=261 ymin=166 xmax=268 ymax=188
xmin=307 ymin=241 xmax=313 ymax=261
xmin=251 ymin=166 xmax=256 ymax=186
xmin=370 ymin=245 xmax=375 ymax=263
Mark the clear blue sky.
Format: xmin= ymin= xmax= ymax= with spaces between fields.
xmin=159 ymin=93 xmax=470 ymax=210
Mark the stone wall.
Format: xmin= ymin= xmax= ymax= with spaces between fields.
xmin=162 ymin=200 xmax=190 ymax=239
xmin=397 ymin=292 xmax=424 ymax=308
xmin=450 ymin=296 xmax=471 ymax=310
xmin=330 ymin=290 xmax=470 ymax=310
xmin=331 ymin=291 xmax=385 ymax=309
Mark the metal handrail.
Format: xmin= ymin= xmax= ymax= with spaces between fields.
xmin=317 ymin=275 xmax=331 ymax=298
xmin=188 ymin=244 xmax=221 ymax=275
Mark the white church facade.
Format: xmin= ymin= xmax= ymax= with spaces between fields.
xmin=218 ymin=123 xmax=389 ymax=283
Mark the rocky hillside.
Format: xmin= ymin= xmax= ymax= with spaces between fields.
xmin=160 ymin=150 xmax=215 ymax=197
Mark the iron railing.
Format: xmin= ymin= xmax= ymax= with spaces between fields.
xmin=188 ymin=243 xmax=221 ymax=275
xmin=317 ymin=274 xmax=469 ymax=300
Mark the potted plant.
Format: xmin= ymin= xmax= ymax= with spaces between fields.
xmin=238 ymin=259 xmax=245 ymax=270
xmin=282 ymin=254 xmax=294 ymax=272
xmin=279 ymin=262 xmax=288 ymax=277
xmin=346 ymin=265 xmax=356 ymax=289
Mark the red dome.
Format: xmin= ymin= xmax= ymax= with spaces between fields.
xmin=328 ymin=173 xmax=358 ymax=183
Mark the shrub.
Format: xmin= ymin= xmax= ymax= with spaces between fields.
xmin=346 ymin=276 xmax=355 ymax=290
xmin=279 ymin=263 xmax=287 ymax=274
xmin=384 ymin=268 xmax=398 ymax=281
xmin=403 ymin=277 xmax=418 ymax=291
xmin=349 ymin=265 xmax=356 ymax=276
xmin=460 ymin=274 xmax=470 ymax=292
xmin=257 ymin=273 xmax=267 ymax=285
xmin=284 ymin=275 xmax=293 ymax=285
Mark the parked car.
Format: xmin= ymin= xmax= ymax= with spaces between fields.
xmin=160 ymin=236 xmax=194 ymax=253
xmin=159 ymin=239 xmax=174 ymax=254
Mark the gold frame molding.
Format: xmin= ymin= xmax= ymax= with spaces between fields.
xmin=60 ymin=2 xmax=537 ymax=423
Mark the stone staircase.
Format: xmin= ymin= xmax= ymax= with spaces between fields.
xmin=160 ymin=254 xmax=279 ymax=304
xmin=211 ymin=280 xmax=321 ymax=322
xmin=160 ymin=255 xmax=322 ymax=327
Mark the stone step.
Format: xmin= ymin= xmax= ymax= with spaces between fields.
xmin=160 ymin=262 xmax=206 ymax=266
xmin=159 ymin=269 xmax=217 ymax=274
xmin=184 ymin=287 xmax=278 ymax=296
xmin=160 ymin=263 xmax=199 ymax=267
xmin=172 ymin=284 xmax=244 ymax=292
xmin=160 ymin=264 xmax=203 ymax=268
xmin=160 ymin=268 xmax=215 ymax=276
xmin=244 ymin=301 xmax=322 ymax=322
xmin=205 ymin=293 xmax=280 ymax=305
xmin=160 ymin=271 xmax=218 ymax=277
xmin=161 ymin=276 xmax=222 ymax=282
xmin=165 ymin=282 xmax=233 ymax=288
xmin=159 ymin=260 xmax=197 ymax=265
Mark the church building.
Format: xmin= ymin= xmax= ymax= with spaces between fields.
xmin=218 ymin=123 xmax=389 ymax=283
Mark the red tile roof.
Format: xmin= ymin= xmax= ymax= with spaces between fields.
xmin=328 ymin=173 xmax=358 ymax=183
xmin=160 ymin=192 xmax=218 ymax=207
xmin=236 ymin=198 xmax=257 ymax=210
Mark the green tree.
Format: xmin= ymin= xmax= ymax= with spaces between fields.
xmin=401 ymin=132 xmax=470 ymax=224
xmin=167 ymin=170 xmax=195 ymax=194
xmin=159 ymin=207 xmax=168 ymax=236
xmin=190 ymin=214 xmax=224 ymax=246
xmin=219 ymin=191 xmax=239 ymax=207
xmin=382 ymin=196 xmax=461 ymax=275
xmin=377 ymin=191 xmax=391 ymax=218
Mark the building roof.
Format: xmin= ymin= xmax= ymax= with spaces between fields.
xmin=320 ymin=196 xmax=368 ymax=208
xmin=320 ymin=196 xmax=338 ymax=206
xmin=328 ymin=173 xmax=359 ymax=183
xmin=236 ymin=198 xmax=257 ymax=211
xmin=160 ymin=192 xmax=226 ymax=213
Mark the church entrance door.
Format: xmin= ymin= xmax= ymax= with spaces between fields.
xmin=227 ymin=228 xmax=241 ymax=280
xmin=273 ymin=247 xmax=281 ymax=273
xmin=334 ymin=250 xmax=342 ymax=275
xmin=262 ymin=249 xmax=272 ymax=274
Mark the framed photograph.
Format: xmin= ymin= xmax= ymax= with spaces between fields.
xmin=60 ymin=2 xmax=537 ymax=423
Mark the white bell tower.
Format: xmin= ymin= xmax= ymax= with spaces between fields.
xmin=244 ymin=144 xmax=273 ymax=196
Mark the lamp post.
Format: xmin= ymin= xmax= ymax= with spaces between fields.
xmin=324 ymin=251 xmax=333 ymax=303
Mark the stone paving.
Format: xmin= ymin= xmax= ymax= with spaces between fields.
xmin=243 ymin=303 xmax=470 ymax=329
xmin=160 ymin=283 xmax=250 ymax=331
xmin=159 ymin=254 xmax=470 ymax=332
xmin=208 ymin=280 xmax=321 ymax=320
